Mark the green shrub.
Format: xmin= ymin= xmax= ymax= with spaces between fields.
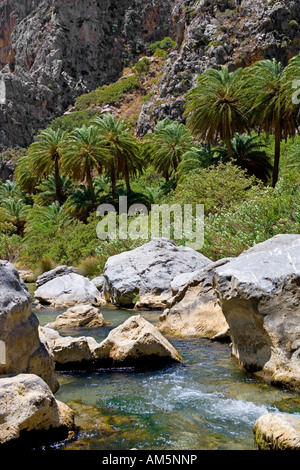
xmin=49 ymin=109 xmax=100 ymax=133
xmin=167 ymin=162 xmax=259 ymax=215
xmin=77 ymin=256 xmax=101 ymax=278
xmin=132 ymin=57 xmax=151 ymax=76
xmin=148 ymin=37 xmax=177 ymax=56
xmin=202 ymin=170 xmax=300 ymax=260
xmin=75 ymin=75 xmax=140 ymax=111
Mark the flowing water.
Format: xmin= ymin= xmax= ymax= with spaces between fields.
xmin=33 ymin=301 xmax=300 ymax=451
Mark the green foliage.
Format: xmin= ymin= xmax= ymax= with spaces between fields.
xmin=142 ymin=119 xmax=193 ymax=181
xmin=77 ymin=256 xmax=101 ymax=278
xmin=20 ymin=213 xmax=99 ymax=269
xmin=202 ymin=169 xmax=300 ymax=260
xmin=49 ymin=109 xmax=100 ymax=133
xmin=148 ymin=37 xmax=177 ymax=56
xmin=75 ymin=75 xmax=140 ymax=111
xmin=132 ymin=57 xmax=151 ymax=76
xmin=0 ymin=234 xmax=22 ymax=262
xmin=169 ymin=162 xmax=258 ymax=215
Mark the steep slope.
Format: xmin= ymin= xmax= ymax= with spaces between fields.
xmin=137 ymin=0 xmax=300 ymax=135
xmin=0 ymin=0 xmax=299 ymax=149
xmin=0 ymin=0 xmax=174 ymax=150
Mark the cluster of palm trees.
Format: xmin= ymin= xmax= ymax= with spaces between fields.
xmin=185 ymin=55 xmax=300 ymax=187
xmin=11 ymin=54 xmax=299 ymax=229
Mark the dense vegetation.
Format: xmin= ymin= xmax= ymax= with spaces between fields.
xmin=0 ymin=48 xmax=299 ymax=279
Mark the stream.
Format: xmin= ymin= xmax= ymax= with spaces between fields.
xmin=33 ymin=302 xmax=300 ymax=451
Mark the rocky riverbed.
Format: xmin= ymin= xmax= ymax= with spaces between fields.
xmin=1 ymin=235 xmax=300 ymax=449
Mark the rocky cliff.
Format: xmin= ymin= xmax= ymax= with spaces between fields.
xmin=137 ymin=0 xmax=300 ymax=135
xmin=0 ymin=0 xmax=299 ymax=149
xmin=0 ymin=0 xmax=174 ymax=150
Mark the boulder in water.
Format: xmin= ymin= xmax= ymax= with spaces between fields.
xmin=45 ymin=304 xmax=108 ymax=331
xmin=93 ymin=315 xmax=183 ymax=367
xmin=103 ymin=238 xmax=212 ymax=309
xmin=34 ymin=273 xmax=103 ymax=308
xmin=0 ymin=260 xmax=59 ymax=393
xmin=214 ymin=234 xmax=300 ymax=390
xmin=254 ymin=413 xmax=300 ymax=450
xmin=0 ymin=374 xmax=74 ymax=446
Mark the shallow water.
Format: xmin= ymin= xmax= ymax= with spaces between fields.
xmin=35 ymin=304 xmax=300 ymax=451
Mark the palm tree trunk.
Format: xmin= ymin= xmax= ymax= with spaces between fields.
xmin=225 ymin=135 xmax=234 ymax=160
xmin=124 ymin=160 xmax=131 ymax=192
xmin=54 ymin=157 xmax=63 ymax=204
xmin=111 ymin=162 xmax=117 ymax=198
xmin=86 ymin=161 xmax=96 ymax=202
xmin=272 ymin=122 xmax=281 ymax=188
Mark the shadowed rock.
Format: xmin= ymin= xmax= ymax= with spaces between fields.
xmin=0 ymin=260 xmax=59 ymax=393
xmin=158 ymin=259 xmax=231 ymax=339
xmin=214 ymin=234 xmax=300 ymax=390
xmin=0 ymin=374 xmax=74 ymax=447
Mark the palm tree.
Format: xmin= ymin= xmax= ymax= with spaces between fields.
xmin=64 ymin=186 xmax=98 ymax=223
xmin=177 ymin=143 xmax=226 ymax=176
xmin=15 ymin=155 xmax=41 ymax=194
xmin=34 ymin=174 xmax=74 ymax=206
xmin=1 ymin=197 xmax=30 ymax=236
xmin=60 ymin=125 xmax=110 ymax=202
xmin=244 ymin=56 xmax=300 ymax=187
xmin=27 ymin=201 xmax=73 ymax=232
xmin=184 ymin=66 xmax=249 ymax=158
xmin=231 ymin=134 xmax=273 ymax=183
xmin=143 ymin=118 xmax=193 ymax=181
xmin=0 ymin=181 xmax=25 ymax=201
xmin=92 ymin=114 xmax=143 ymax=195
xmin=27 ymin=128 xmax=67 ymax=204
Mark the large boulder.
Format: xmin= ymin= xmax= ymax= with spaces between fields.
xmin=254 ymin=413 xmax=300 ymax=450
xmin=45 ymin=304 xmax=108 ymax=332
xmin=103 ymin=238 xmax=212 ymax=309
xmin=40 ymin=316 xmax=182 ymax=370
xmin=214 ymin=234 xmax=300 ymax=390
xmin=158 ymin=259 xmax=231 ymax=339
xmin=39 ymin=327 xmax=99 ymax=369
xmin=93 ymin=315 xmax=183 ymax=367
xmin=36 ymin=265 xmax=77 ymax=288
xmin=0 ymin=374 xmax=74 ymax=447
xmin=0 ymin=260 xmax=59 ymax=393
xmin=34 ymin=273 xmax=103 ymax=308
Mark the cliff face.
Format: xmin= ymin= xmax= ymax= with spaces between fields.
xmin=0 ymin=0 xmax=299 ymax=150
xmin=137 ymin=0 xmax=300 ymax=135
xmin=0 ymin=0 xmax=174 ymax=150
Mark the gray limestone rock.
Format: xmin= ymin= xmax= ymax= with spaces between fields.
xmin=0 ymin=260 xmax=59 ymax=393
xmin=34 ymin=272 xmax=103 ymax=308
xmin=214 ymin=234 xmax=300 ymax=390
xmin=0 ymin=373 xmax=74 ymax=446
xmin=103 ymin=238 xmax=212 ymax=309
xmin=36 ymin=265 xmax=77 ymax=288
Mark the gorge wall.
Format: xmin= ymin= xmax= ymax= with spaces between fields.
xmin=0 ymin=0 xmax=299 ymax=149
xmin=0 ymin=0 xmax=174 ymax=150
